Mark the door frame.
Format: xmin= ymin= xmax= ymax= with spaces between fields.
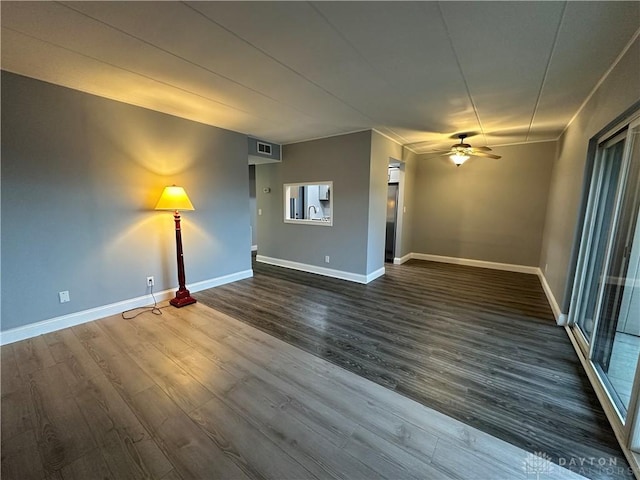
xmin=567 ymin=112 xmax=640 ymax=461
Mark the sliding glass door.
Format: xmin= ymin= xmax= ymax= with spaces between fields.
xmin=570 ymin=115 xmax=640 ymax=431
xmin=573 ymin=132 xmax=626 ymax=344
xmin=592 ymin=122 xmax=640 ymax=420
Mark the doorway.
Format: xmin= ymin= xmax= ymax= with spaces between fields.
xmin=591 ymin=122 xmax=640 ymax=420
xmin=569 ymin=113 xmax=640 ymax=431
xmin=249 ymin=165 xmax=258 ymax=252
xmin=385 ymin=164 xmax=400 ymax=263
xmin=385 ymin=183 xmax=399 ymax=262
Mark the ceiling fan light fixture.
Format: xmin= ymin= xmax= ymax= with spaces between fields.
xmin=450 ymin=152 xmax=470 ymax=166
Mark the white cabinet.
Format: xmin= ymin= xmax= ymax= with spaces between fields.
xmin=318 ymin=185 xmax=330 ymax=201
xmin=388 ymin=167 xmax=400 ymax=183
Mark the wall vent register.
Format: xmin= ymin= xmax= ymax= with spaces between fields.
xmin=257 ymin=141 xmax=272 ymax=156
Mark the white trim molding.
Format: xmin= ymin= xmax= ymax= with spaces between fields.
xmin=393 ymin=253 xmax=412 ymax=265
xmin=251 ymin=244 xmax=258 ymax=252
xmin=256 ymin=255 xmax=384 ymax=285
xmin=536 ymin=270 xmax=567 ymax=325
xmin=185 ymin=270 xmax=253 ymax=292
xmin=0 ymin=269 xmax=253 ymax=345
xmin=410 ymin=252 xmax=539 ymax=274
xmin=557 ymin=313 xmax=569 ymax=326
xmin=366 ymin=267 xmax=386 ymax=283
xmin=561 ymin=26 xmax=640 ymax=138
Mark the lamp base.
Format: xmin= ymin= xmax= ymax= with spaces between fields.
xmin=170 ymin=288 xmax=197 ymax=308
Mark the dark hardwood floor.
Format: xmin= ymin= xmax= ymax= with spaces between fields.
xmin=195 ymin=258 xmax=633 ymax=480
xmin=4 ymin=300 xmax=592 ymax=479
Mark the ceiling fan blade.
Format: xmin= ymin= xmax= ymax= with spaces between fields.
xmin=471 ymin=151 xmax=501 ymax=159
xmin=415 ymin=149 xmax=452 ymax=155
xmin=472 ymin=146 xmax=492 ymax=151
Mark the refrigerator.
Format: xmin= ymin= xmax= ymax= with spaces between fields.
xmin=385 ymin=184 xmax=399 ymax=263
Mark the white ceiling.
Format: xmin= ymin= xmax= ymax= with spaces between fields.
xmin=2 ymin=1 xmax=639 ymax=153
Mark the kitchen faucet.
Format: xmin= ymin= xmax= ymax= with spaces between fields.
xmin=308 ymin=205 xmax=318 ymax=218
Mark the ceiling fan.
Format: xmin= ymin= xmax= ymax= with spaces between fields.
xmin=443 ymin=134 xmax=501 ymax=166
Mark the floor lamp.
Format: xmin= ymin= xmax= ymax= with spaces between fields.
xmin=155 ymin=185 xmax=197 ymax=308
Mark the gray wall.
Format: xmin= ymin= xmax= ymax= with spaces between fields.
xmin=368 ymin=132 xmax=403 ymax=274
xmin=256 ymin=131 xmax=374 ymax=275
xmin=411 ymin=141 xmax=556 ymax=266
xmin=540 ymin=36 xmax=640 ymax=310
xmin=1 ymin=72 xmax=251 ymax=331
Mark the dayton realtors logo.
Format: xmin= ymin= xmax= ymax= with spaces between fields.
xmin=557 ymin=455 xmax=628 ymax=477
xmin=523 ymin=451 xmax=631 ymax=478
xmin=523 ymin=451 xmax=554 ymax=479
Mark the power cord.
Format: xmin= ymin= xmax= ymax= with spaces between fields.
xmin=121 ymin=284 xmax=170 ymax=319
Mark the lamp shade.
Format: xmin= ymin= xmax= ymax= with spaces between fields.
xmin=155 ymin=185 xmax=195 ymax=211
xmin=450 ymin=153 xmax=470 ymax=166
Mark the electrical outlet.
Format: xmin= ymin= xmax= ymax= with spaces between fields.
xmin=58 ymin=291 xmax=70 ymax=303
xmin=325 ymin=255 xmax=330 ymax=264
xmin=147 ymin=276 xmax=154 ymax=287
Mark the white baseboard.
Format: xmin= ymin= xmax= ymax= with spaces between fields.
xmin=536 ymin=269 xmax=566 ymax=325
xmin=410 ymin=252 xmax=539 ymax=275
xmin=557 ymin=313 xmax=569 ymax=326
xmin=0 ymin=269 xmax=253 ymax=346
xmin=366 ymin=267 xmax=386 ymax=283
xmin=251 ymin=245 xmax=258 ymax=252
xmin=393 ymin=253 xmax=412 ymax=265
xmin=256 ymin=255 xmax=384 ymax=284
xmin=185 ymin=269 xmax=253 ymax=292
